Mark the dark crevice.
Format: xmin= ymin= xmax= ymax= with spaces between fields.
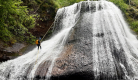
xmin=50 ymin=71 xmax=94 ymax=80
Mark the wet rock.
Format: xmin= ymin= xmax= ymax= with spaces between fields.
xmin=51 ymin=45 xmax=74 ymax=76
xmin=51 ymin=71 xmax=94 ymax=80
xmin=0 ymin=43 xmax=26 ymax=61
xmin=35 ymin=60 xmax=52 ymax=78
xmin=1 ymin=1 xmax=138 ymax=80
xmin=5 ymin=43 xmax=25 ymax=53
xmin=0 ymin=54 xmax=10 ymax=62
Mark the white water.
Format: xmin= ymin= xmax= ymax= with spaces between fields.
xmin=1 ymin=1 xmax=138 ymax=80
xmin=0 ymin=3 xmax=81 ymax=80
xmin=0 ymin=27 xmax=72 ymax=80
xmin=90 ymin=1 xmax=138 ymax=79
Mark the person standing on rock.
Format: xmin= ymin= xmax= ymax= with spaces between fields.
xmin=35 ymin=39 xmax=41 ymax=50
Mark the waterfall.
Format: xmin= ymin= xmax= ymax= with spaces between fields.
xmin=1 ymin=1 xmax=138 ymax=80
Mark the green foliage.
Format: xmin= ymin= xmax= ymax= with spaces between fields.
xmin=22 ymin=0 xmax=57 ymax=19
xmin=2 ymin=0 xmax=138 ymax=46
xmin=110 ymin=0 xmax=138 ymax=35
xmin=110 ymin=0 xmax=129 ymax=13
xmin=23 ymin=15 xmax=36 ymax=29
xmin=130 ymin=21 xmax=138 ymax=33
xmin=53 ymin=0 xmax=85 ymax=8
xmin=0 ymin=0 xmax=36 ymax=44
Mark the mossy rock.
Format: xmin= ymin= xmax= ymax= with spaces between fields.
xmin=135 ymin=13 xmax=138 ymax=19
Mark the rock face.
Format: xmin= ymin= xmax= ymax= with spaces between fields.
xmin=0 ymin=43 xmax=25 ymax=62
xmin=1 ymin=1 xmax=138 ymax=80
xmin=50 ymin=1 xmax=138 ymax=80
xmin=5 ymin=43 xmax=25 ymax=53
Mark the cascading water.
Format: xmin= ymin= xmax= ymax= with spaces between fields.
xmin=1 ymin=1 xmax=138 ymax=80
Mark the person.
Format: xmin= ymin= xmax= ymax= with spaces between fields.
xmin=35 ymin=39 xmax=41 ymax=49
xmin=39 ymin=37 xmax=41 ymax=41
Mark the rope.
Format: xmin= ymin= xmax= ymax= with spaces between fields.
xmin=40 ymin=7 xmax=66 ymax=42
xmin=31 ymin=47 xmax=39 ymax=80
xmin=40 ymin=22 xmax=54 ymax=42
xmin=32 ymin=7 xmax=83 ymax=79
xmin=35 ymin=48 xmax=39 ymax=64
xmin=31 ymin=9 xmax=60 ymax=79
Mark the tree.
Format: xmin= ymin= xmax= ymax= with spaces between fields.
xmin=0 ymin=0 xmax=36 ymax=44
